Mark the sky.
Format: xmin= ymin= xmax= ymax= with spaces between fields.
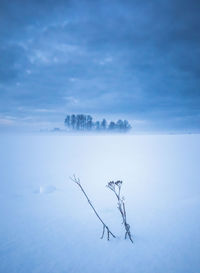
xmin=0 ymin=0 xmax=200 ymax=132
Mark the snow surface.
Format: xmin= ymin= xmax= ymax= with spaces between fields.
xmin=0 ymin=134 xmax=200 ymax=273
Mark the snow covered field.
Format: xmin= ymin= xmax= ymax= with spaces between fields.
xmin=0 ymin=134 xmax=200 ymax=273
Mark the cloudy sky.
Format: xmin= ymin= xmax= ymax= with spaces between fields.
xmin=0 ymin=0 xmax=200 ymax=132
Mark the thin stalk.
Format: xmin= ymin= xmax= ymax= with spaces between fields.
xmin=107 ymin=181 xmax=133 ymax=243
xmin=70 ymin=175 xmax=116 ymax=240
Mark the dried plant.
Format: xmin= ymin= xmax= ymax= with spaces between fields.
xmin=107 ymin=180 xmax=133 ymax=243
xmin=70 ymin=175 xmax=116 ymax=241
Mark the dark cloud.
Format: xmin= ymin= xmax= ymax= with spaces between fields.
xmin=0 ymin=44 xmax=29 ymax=83
xmin=0 ymin=0 xmax=200 ymax=131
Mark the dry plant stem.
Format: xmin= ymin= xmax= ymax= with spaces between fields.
xmin=107 ymin=181 xmax=133 ymax=243
xmin=70 ymin=175 xmax=116 ymax=241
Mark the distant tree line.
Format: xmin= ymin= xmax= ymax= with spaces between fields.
xmin=64 ymin=114 xmax=131 ymax=132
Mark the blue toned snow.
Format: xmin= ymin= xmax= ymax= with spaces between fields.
xmin=0 ymin=134 xmax=200 ymax=273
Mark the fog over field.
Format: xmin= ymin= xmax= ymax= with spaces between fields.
xmin=0 ymin=134 xmax=200 ymax=273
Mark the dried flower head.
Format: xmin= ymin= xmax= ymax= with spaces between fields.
xmin=115 ymin=180 xmax=123 ymax=187
xmin=107 ymin=181 xmax=115 ymax=190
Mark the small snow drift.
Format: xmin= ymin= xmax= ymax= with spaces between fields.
xmin=35 ymin=185 xmax=57 ymax=194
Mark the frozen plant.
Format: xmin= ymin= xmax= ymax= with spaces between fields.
xmin=70 ymin=175 xmax=116 ymax=241
xmin=107 ymin=180 xmax=133 ymax=243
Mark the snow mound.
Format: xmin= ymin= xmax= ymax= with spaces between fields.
xmin=35 ymin=185 xmax=57 ymax=194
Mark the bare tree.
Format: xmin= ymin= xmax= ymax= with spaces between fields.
xmin=107 ymin=180 xmax=133 ymax=243
xmin=70 ymin=175 xmax=116 ymax=241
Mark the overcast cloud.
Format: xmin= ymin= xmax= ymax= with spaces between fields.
xmin=0 ymin=0 xmax=200 ymax=132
